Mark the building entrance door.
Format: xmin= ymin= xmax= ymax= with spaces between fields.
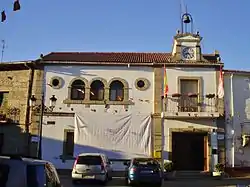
xmin=172 ymin=131 xmax=207 ymax=171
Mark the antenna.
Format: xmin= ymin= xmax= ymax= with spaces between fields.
xmin=185 ymin=5 xmax=188 ymax=32
xmin=1 ymin=40 xmax=5 ymax=63
xmin=179 ymin=0 xmax=185 ymax=27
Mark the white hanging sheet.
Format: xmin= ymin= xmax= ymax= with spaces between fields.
xmin=74 ymin=112 xmax=152 ymax=159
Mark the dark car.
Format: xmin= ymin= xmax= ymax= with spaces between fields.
xmin=0 ymin=154 xmax=61 ymax=187
xmin=124 ymin=157 xmax=162 ymax=186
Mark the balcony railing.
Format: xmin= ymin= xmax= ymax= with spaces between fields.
xmin=164 ymin=93 xmax=218 ymax=113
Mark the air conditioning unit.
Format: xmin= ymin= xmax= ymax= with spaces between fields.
xmin=242 ymin=134 xmax=250 ymax=147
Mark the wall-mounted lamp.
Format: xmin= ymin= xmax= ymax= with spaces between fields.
xmin=30 ymin=94 xmax=57 ymax=113
xmin=29 ymin=93 xmax=57 ymax=159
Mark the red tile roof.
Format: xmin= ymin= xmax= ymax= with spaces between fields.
xmin=40 ymin=52 xmax=219 ymax=64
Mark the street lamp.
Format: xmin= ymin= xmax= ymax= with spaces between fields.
xmin=30 ymin=95 xmax=57 ymax=112
xmin=30 ymin=94 xmax=57 ymax=159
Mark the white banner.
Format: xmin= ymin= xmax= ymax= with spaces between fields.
xmin=74 ymin=112 xmax=152 ymax=159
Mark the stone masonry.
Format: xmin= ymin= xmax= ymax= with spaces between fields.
xmin=152 ymin=67 xmax=163 ymax=158
xmin=0 ymin=68 xmax=31 ymax=154
xmin=29 ymin=68 xmax=44 ymax=157
xmin=0 ymin=63 xmax=44 ymax=156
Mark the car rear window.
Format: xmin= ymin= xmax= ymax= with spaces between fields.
xmin=26 ymin=165 xmax=46 ymax=187
xmin=0 ymin=164 xmax=9 ymax=187
xmin=77 ymin=155 xmax=102 ymax=165
xmin=133 ymin=158 xmax=159 ymax=167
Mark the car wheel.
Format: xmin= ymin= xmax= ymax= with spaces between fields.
xmin=108 ymin=174 xmax=112 ymax=181
xmin=99 ymin=175 xmax=108 ymax=186
xmin=72 ymin=179 xmax=78 ymax=185
xmin=127 ymin=178 xmax=132 ymax=186
xmin=154 ymin=182 xmax=162 ymax=187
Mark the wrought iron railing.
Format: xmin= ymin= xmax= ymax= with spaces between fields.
xmin=164 ymin=93 xmax=218 ymax=113
xmin=0 ymin=106 xmax=20 ymax=123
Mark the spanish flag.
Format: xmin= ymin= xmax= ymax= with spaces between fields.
xmin=163 ymin=65 xmax=169 ymax=97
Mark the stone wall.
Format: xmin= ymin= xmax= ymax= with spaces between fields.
xmin=0 ymin=66 xmax=44 ymax=156
xmin=0 ymin=69 xmax=31 ymax=154
xmin=152 ymin=67 xmax=163 ymax=159
xmin=29 ymin=68 xmax=44 ymax=157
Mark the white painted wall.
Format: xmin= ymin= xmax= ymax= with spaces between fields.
xmin=44 ymin=65 xmax=154 ymax=114
xmin=42 ymin=65 xmax=154 ymax=169
xmin=163 ymin=119 xmax=217 ymax=157
xmin=163 ymin=67 xmax=218 ymax=170
xmin=224 ymin=73 xmax=250 ymax=167
xmin=42 ymin=116 xmax=74 ymax=169
xmin=165 ymin=67 xmax=217 ymax=95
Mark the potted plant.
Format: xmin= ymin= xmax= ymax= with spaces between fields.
xmin=213 ymin=163 xmax=225 ymax=177
xmin=206 ymin=94 xmax=215 ymax=99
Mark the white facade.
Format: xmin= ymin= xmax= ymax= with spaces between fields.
xmin=224 ymin=71 xmax=250 ymax=167
xmin=163 ymin=67 xmax=220 ymax=168
xmin=165 ymin=67 xmax=217 ymax=96
xmin=42 ymin=65 xmax=154 ymax=169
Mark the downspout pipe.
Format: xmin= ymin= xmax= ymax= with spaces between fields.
xmin=24 ymin=61 xmax=35 ymax=156
xmin=230 ymin=73 xmax=235 ymax=167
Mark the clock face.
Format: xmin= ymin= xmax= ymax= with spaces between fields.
xmin=182 ymin=47 xmax=195 ymax=60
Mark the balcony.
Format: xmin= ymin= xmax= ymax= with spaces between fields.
xmin=163 ymin=93 xmax=220 ymax=118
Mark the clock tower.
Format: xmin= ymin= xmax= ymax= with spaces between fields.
xmin=171 ymin=12 xmax=205 ymax=62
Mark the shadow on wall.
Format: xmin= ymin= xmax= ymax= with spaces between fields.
xmin=234 ymin=78 xmax=250 ymax=167
xmin=42 ymin=136 xmax=134 ymax=171
xmin=0 ymin=123 xmax=29 ymax=156
xmin=0 ymin=127 xmax=150 ymax=171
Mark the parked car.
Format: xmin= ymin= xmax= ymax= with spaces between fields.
xmin=124 ymin=157 xmax=162 ymax=186
xmin=0 ymin=154 xmax=61 ymax=187
xmin=71 ymin=153 xmax=113 ymax=185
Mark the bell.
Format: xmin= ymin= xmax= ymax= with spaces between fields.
xmin=1 ymin=11 xmax=6 ymax=22
xmin=183 ymin=14 xmax=191 ymax=24
xmin=13 ymin=0 xmax=21 ymax=11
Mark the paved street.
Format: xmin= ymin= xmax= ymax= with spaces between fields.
xmin=60 ymin=176 xmax=250 ymax=187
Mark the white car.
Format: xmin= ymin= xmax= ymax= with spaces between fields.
xmin=0 ymin=154 xmax=61 ymax=187
xmin=71 ymin=153 xmax=113 ymax=185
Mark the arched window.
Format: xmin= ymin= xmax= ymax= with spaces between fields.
xmin=70 ymin=80 xmax=85 ymax=100
xmin=109 ymin=80 xmax=124 ymax=101
xmin=90 ymin=80 xmax=104 ymax=101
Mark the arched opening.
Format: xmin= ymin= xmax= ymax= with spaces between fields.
xmin=90 ymin=80 xmax=105 ymax=101
xmin=109 ymin=80 xmax=124 ymax=101
xmin=70 ymin=80 xmax=85 ymax=100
